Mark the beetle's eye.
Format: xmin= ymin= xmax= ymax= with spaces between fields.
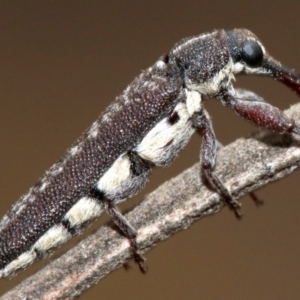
xmin=241 ymin=40 xmax=264 ymax=68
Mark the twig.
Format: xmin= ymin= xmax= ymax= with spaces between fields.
xmin=2 ymin=103 xmax=300 ymax=300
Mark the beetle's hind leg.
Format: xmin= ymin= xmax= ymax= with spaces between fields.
xmin=89 ymin=185 xmax=148 ymax=273
xmin=88 ymin=151 xmax=152 ymax=273
xmin=192 ymin=109 xmax=244 ymax=218
xmin=103 ymin=198 xmax=147 ymax=273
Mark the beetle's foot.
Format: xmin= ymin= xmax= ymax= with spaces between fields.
xmin=226 ymin=197 xmax=244 ymax=219
xmin=249 ymin=192 xmax=264 ymax=206
xmin=129 ymin=238 xmax=148 ymax=274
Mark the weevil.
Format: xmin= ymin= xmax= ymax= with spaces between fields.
xmin=1 ymin=28 xmax=300 ymax=277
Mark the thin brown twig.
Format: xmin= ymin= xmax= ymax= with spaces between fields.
xmin=2 ymin=103 xmax=300 ymax=300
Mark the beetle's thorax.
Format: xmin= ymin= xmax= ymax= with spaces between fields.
xmin=169 ymin=30 xmax=235 ymax=98
xmin=187 ymin=59 xmax=235 ymax=98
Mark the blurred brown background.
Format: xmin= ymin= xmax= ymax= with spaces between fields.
xmin=0 ymin=1 xmax=300 ymax=299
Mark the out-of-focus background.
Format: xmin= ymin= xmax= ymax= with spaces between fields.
xmin=0 ymin=1 xmax=300 ymax=299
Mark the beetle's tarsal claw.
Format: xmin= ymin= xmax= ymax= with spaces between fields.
xmin=134 ymin=251 xmax=148 ymax=274
xmin=227 ymin=199 xmax=244 ymax=219
xmin=138 ymin=258 xmax=148 ymax=274
xmin=234 ymin=206 xmax=244 ymax=219
xmin=129 ymin=238 xmax=148 ymax=273
xmin=249 ymin=192 xmax=264 ymax=207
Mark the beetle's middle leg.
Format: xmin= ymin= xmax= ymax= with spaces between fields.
xmin=215 ymin=139 xmax=263 ymax=206
xmin=192 ymin=109 xmax=243 ymax=218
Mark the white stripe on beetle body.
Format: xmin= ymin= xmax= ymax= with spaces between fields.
xmin=97 ymin=154 xmax=131 ymax=193
xmin=135 ymin=91 xmax=201 ymax=166
xmin=0 ymin=250 xmax=36 ymax=278
xmin=34 ymin=225 xmax=72 ymax=254
xmin=64 ymin=197 xmax=103 ymax=228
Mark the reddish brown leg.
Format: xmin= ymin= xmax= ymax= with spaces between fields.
xmin=214 ymin=137 xmax=263 ymax=207
xmin=249 ymin=192 xmax=264 ymax=206
xmin=193 ymin=109 xmax=243 ymax=218
xmin=221 ymin=88 xmax=300 ymax=135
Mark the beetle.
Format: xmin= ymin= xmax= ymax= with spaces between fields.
xmin=0 ymin=28 xmax=300 ymax=277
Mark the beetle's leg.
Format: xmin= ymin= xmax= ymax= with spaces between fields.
xmin=249 ymin=191 xmax=264 ymax=206
xmin=103 ymin=199 xmax=147 ymax=273
xmin=192 ymin=109 xmax=244 ymax=218
xmin=215 ymin=138 xmax=263 ymax=206
xmin=220 ymin=87 xmax=300 ymax=135
xmin=89 ymin=187 xmax=147 ymax=273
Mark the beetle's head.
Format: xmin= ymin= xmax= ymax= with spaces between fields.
xmin=226 ymin=28 xmax=300 ymax=96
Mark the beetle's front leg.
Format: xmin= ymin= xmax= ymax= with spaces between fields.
xmin=220 ymin=87 xmax=300 ymax=135
xmin=192 ymin=109 xmax=244 ymax=218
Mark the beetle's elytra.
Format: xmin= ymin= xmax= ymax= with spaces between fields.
xmin=1 ymin=28 xmax=300 ymax=277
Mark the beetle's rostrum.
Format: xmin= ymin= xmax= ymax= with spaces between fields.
xmin=0 ymin=28 xmax=300 ymax=277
